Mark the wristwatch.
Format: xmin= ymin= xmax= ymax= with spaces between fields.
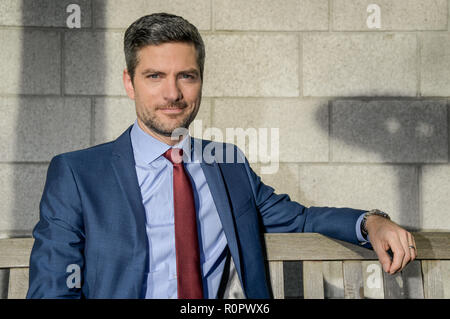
xmin=360 ymin=209 xmax=390 ymax=239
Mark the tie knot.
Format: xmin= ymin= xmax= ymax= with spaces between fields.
xmin=163 ymin=148 xmax=183 ymax=164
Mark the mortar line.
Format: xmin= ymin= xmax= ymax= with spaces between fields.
xmin=328 ymin=100 xmax=333 ymax=162
xmin=417 ymin=164 xmax=423 ymax=231
xmin=60 ymin=30 xmax=65 ymax=96
xmin=210 ymin=0 xmax=215 ymax=32
xmin=0 ymin=26 xmax=446 ymax=34
xmin=298 ymin=32 xmax=303 ymax=98
xmin=0 ymin=162 xmax=51 ymax=165
xmin=91 ymin=0 xmax=95 ymax=29
xmin=416 ymin=32 xmax=421 ymax=97
xmin=0 ymin=94 xmax=126 ymax=98
xmin=0 ymin=94 xmax=447 ymax=101
xmin=448 ymin=99 xmax=450 ymax=163
xmin=195 ymin=96 xmax=449 ymax=101
xmin=329 ymin=0 xmax=333 ymax=32
xmin=198 ymin=30 xmax=440 ymax=35
xmin=90 ymin=97 xmax=96 ymax=146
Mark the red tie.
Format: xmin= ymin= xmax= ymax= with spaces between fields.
xmin=163 ymin=148 xmax=203 ymax=299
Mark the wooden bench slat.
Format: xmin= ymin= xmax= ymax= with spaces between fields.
xmin=422 ymin=260 xmax=445 ymax=299
xmin=441 ymin=260 xmax=450 ymax=299
xmin=413 ymin=233 xmax=450 ymax=259
xmin=303 ymin=261 xmax=324 ymax=299
xmin=264 ymin=232 xmax=450 ymax=261
xmin=268 ymin=261 xmax=284 ymax=299
xmin=383 ymin=270 xmax=406 ymax=299
xmin=265 ymin=233 xmax=377 ymax=261
xmin=343 ymin=261 xmax=364 ymax=299
xmin=0 ymin=238 xmax=34 ymax=268
xmin=402 ymin=260 xmax=424 ymax=299
xmin=322 ymin=261 xmax=344 ymax=298
xmin=362 ymin=261 xmax=385 ymax=299
xmin=7 ymin=268 xmax=29 ymax=299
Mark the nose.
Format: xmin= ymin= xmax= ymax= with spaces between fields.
xmin=163 ymin=76 xmax=182 ymax=103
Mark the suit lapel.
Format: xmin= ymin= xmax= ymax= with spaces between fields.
xmin=198 ymin=140 xmax=243 ymax=290
xmin=110 ymin=127 xmax=148 ymax=297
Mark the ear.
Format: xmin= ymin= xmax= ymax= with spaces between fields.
xmin=123 ymin=69 xmax=135 ymax=100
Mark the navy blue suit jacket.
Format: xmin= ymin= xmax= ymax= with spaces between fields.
xmin=27 ymin=127 xmax=367 ymax=298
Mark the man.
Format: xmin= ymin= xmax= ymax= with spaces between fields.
xmin=27 ymin=13 xmax=416 ymax=299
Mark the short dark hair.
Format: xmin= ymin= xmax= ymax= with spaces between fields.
xmin=124 ymin=13 xmax=205 ymax=82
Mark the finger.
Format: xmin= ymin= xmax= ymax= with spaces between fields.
xmin=399 ymin=232 xmax=412 ymax=271
xmin=388 ymin=236 xmax=405 ymax=274
xmin=373 ymin=243 xmax=392 ymax=273
xmin=408 ymin=232 xmax=417 ymax=260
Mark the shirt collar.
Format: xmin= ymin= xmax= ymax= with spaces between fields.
xmin=130 ymin=120 xmax=193 ymax=165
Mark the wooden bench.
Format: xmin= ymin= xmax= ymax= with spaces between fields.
xmin=1 ymin=232 xmax=449 ymax=299
xmin=266 ymin=232 xmax=450 ymax=299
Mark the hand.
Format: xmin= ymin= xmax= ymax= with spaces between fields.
xmin=365 ymin=215 xmax=417 ymax=275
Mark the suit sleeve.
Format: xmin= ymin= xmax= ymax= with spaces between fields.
xmin=26 ymin=155 xmax=85 ymax=299
xmin=241 ymin=153 xmax=367 ymax=246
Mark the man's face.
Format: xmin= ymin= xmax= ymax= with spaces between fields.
xmin=123 ymin=42 xmax=202 ymax=142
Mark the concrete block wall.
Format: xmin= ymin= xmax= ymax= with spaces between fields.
xmin=0 ymin=0 xmax=449 ymax=243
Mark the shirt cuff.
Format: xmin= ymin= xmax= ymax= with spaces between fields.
xmin=355 ymin=212 xmax=370 ymax=244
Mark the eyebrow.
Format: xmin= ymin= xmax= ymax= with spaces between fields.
xmin=141 ymin=68 xmax=160 ymax=75
xmin=141 ymin=68 xmax=200 ymax=76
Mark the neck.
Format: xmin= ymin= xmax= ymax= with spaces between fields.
xmin=137 ymin=119 xmax=186 ymax=146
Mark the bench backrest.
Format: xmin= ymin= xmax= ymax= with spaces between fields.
xmin=265 ymin=232 xmax=450 ymax=299
xmin=1 ymin=232 xmax=449 ymax=298
xmin=0 ymin=238 xmax=33 ymax=299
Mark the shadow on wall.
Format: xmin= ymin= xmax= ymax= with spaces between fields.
xmin=283 ymin=98 xmax=448 ymax=299
xmin=12 ymin=1 xmax=106 ymax=237
xmin=314 ymin=98 xmax=448 ymax=231
xmin=0 ymin=0 xmax=107 ymax=299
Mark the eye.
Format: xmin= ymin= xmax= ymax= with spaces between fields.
xmin=181 ymin=74 xmax=194 ymax=79
xmin=147 ymin=73 xmax=160 ymax=79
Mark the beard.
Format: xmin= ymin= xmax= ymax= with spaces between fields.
xmin=138 ymin=100 xmax=199 ymax=137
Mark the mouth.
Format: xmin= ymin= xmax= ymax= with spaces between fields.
xmin=157 ymin=105 xmax=188 ymax=115
xmin=158 ymin=107 xmax=185 ymax=114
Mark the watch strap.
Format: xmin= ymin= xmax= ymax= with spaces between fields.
xmin=360 ymin=209 xmax=390 ymax=239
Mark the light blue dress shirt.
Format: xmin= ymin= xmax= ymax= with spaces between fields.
xmin=130 ymin=121 xmax=228 ymax=299
xmin=130 ymin=120 xmax=368 ymax=299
